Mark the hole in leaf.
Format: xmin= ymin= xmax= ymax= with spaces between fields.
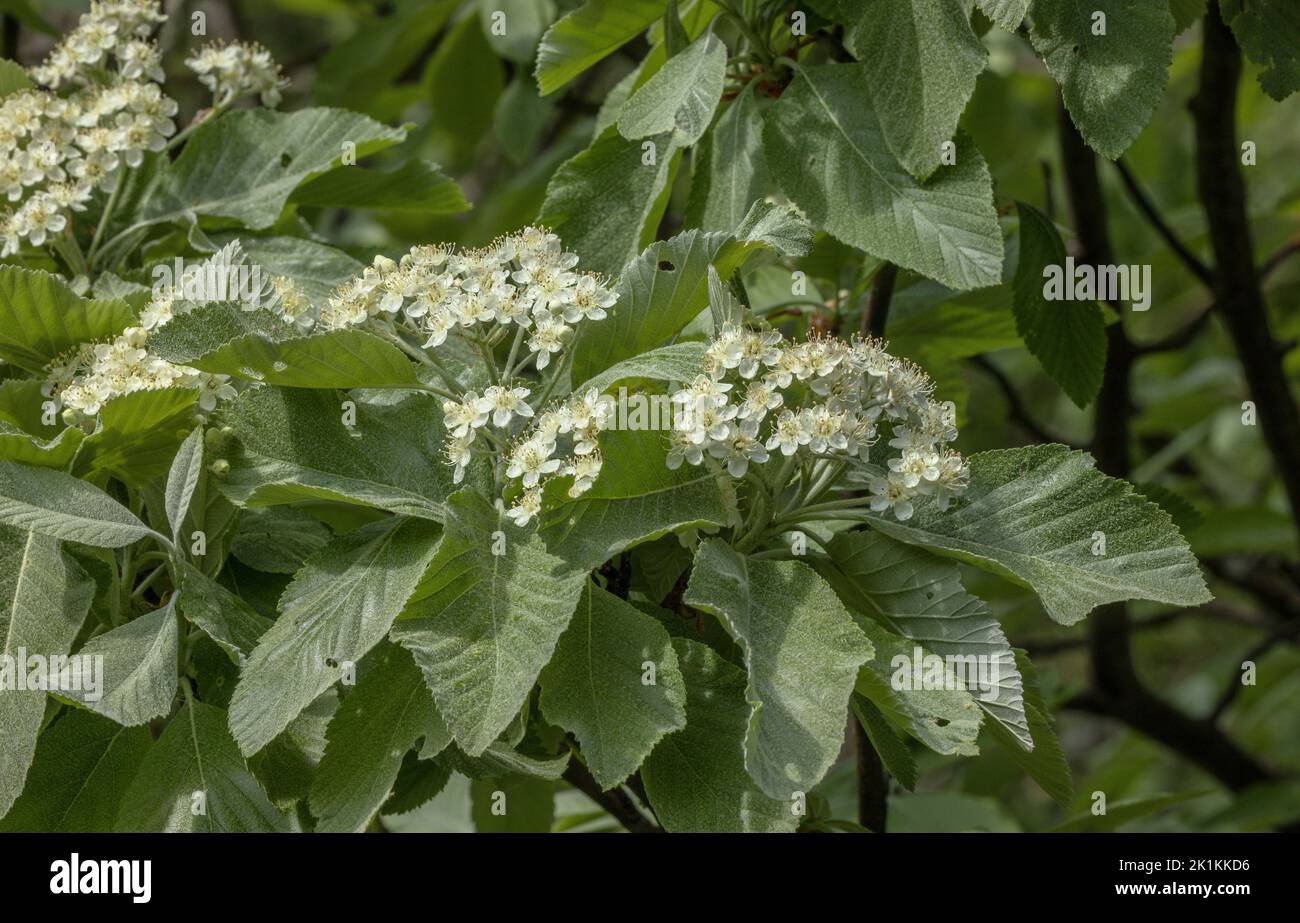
xmin=935 ymin=717 xmax=950 ymax=727
xmin=658 ymin=260 xmax=676 ymax=272
xmin=280 ymin=152 xmax=293 ymax=168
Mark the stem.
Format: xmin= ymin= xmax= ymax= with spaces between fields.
xmin=502 ymin=324 xmax=527 ymax=380
xmin=86 ymin=173 xmax=124 ymax=266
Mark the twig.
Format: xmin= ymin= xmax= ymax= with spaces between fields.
xmin=859 ymin=262 xmax=897 ymax=338
xmin=1193 ymin=4 xmax=1300 ymax=543
xmin=1113 ymin=158 xmax=1214 ymax=286
xmin=561 ymin=759 xmax=661 ymax=833
xmin=1133 ymin=303 xmax=1216 ymax=354
xmin=970 ymin=355 xmax=1066 ymax=445
xmin=854 ymin=719 xmax=887 ymax=833
xmin=1209 ymin=620 xmax=1300 ymax=722
xmin=1260 ymin=234 xmax=1300 ymax=281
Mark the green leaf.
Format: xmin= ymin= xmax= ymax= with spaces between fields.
xmin=138 ymin=108 xmax=406 ymax=231
xmin=537 ymin=129 xmax=678 ymax=277
xmin=0 ymin=710 xmax=151 ymax=832
xmin=449 ymin=741 xmax=568 ymax=779
xmin=471 ymin=776 xmax=556 ymax=832
xmin=382 ymin=752 xmax=452 ymax=816
xmin=219 ymin=387 xmax=458 ymax=521
xmin=147 ymin=302 xmax=421 ymax=389
xmin=209 ymin=235 xmax=362 ymax=305
xmin=0 ymin=267 xmax=134 ymax=373
xmin=685 ymin=84 xmax=770 ymax=234
xmin=65 ymin=598 xmax=179 ymax=727
xmin=391 ymin=490 xmax=587 ymax=756
xmin=0 ymin=380 xmax=85 ymax=470
xmin=0 ymin=526 xmax=94 ymax=820
xmin=114 ymin=700 xmax=291 ymax=832
xmin=75 ymin=387 xmax=198 ymax=487
xmin=684 ymin=539 xmax=875 ymax=799
xmin=1055 ymin=790 xmax=1209 ymax=832
xmin=535 ymin=0 xmax=666 ymax=96
xmin=1222 ymin=0 xmax=1300 ymax=101
xmin=641 ymin=638 xmax=798 ymax=833
xmin=845 ymin=0 xmax=988 ymax=179
xmin=289 ymin=160 xmax=469 ymax=214
xmin=1011 ymin=201 xmax=1106 ymax=407
xmin=479 ymin=0 xmax=555 ymax=63
xmin=0 ymin=58 xmax=32 ymax=97
xmin=572 ymin=341 xmax=705 ymax=396
xmin=309 ymin=642 xmax=445 ymax=832
xmin=851 ymin=696 xmax=918 ymax=792
xmin=425 ymin=12 xmax=506 ymax=169
xmin=987 ymin=650 xmax=1073 ymax=806
xmin=569 ymin=228 xmax=745 ymax=385
xmin=538 ymin=582 xmax=686 ymax=789
xmin=824 ymin=529 xmax=1031 ymax=750
xmin=247 ymin=690 xmax=337 ymax=807
xmin=617 ymin=31 xmax=726 ymax=146
xmin=1028 ymin=0 xmax=1176 ymax=159
xmin=538 ymin=428 xmax=734 ymax=571
xmin=0 ymin=461 xmax=158 ymax=548
xmin=228 ymin=516 xmax=441 ymax=756
xmin=853 ymin=617 xmax=984 ymax=755
xmin=230 ymin=507 xmax=333 ymax=574
xmin=863 ymin=444 xmax=1212 ymax=626
xmin=165 ymin=428 xmax=204 ymax=544
xmin=765 ymin=63 xmax=1004 ymax=290
xmin=975 ymin=0 xmax=1031 ymax=30
xmin=1169 ymin=0 xmax=1206 ymax=35
xmin=174 ymin=561 xmax=274 ymax=662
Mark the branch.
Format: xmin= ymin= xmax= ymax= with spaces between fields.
xmin=1113 ymin=158 xmax=1214 ymax=286
xmin=859 ymin=262 xmax=897 ymax=338
xmin=562 ymin=759 xmax=662 ymax=833
xmin=1209 ymin=620 xmax=1300 ymax=722
xmin=1261 ymin=234 xmax=1300 ymax=281
xmin=970 ymin=355 xmax=1068 ymax=446
xmin=1056 ymin=97 xmax=1280 ymax=797
xmin=853 ymin=719 xmax=888 ymax=832
xmin=1193 ymin=4 xmax=1300 ymax=543
xmin=1133 ymin=303 xmax=1216 ymax=354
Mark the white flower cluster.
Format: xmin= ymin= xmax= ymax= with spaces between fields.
xmin=2 ymin=1 xmax=289 ymax=258
xmin=185 ymin=41 xmax=287 ymax=108
xmin=498 ymin=388 xmax=613 ymax=526
xmin=43 ymin=326 xmax=234 ymax=431
xmin=668 ymin=326 xmax=969 ymax=520
xmin=284 ymin=226 xmax=616 ymax=366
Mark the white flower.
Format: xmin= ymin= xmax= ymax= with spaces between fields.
xmin=565 ymin=451 xmax=602 ymax=497
xmin=479 ymin=384 xmax=533 ymax=428
xmin=196 ymin=372 xmax=235 ymax=411
xmin=708 ymin=418 xmax=769 ymax=478
xmin=443 ymin=392 xmax=489 ymax=437
xmin=444 ymin=432 xmax=475 ymax=484
xmin=506 ymin=437 xmax=561 ymax=488
xmin=527 ymin=316 xmax=568 ymax=369
xmin=869 ymin=472 xmax=917 ymax=521
xmin=506 ymin=488 xmax=543 ymax=527
xmin=666 ymin=429 xmax=704 ymax=470
xmin=765 ymin=409 xmax=810 ymax=456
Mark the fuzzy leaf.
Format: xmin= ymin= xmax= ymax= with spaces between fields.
xmin=65 ymin=598 xmax=179 ymax=727
xmin=164 ymin=428 xmax=204 ymax=544
xmin=846 ymin=0 xmax=988 ymax=179
xmin=765 ymin=63 xmax=1004 ymax=290
xmin=864 ymin=444 xmax=1212 ymax=625
xmin=1028 ymin=0 xmax=1176 ymax=159
xmin=684 ymin=540 xmax=875 ymax=799
xmin=538 ymin=582 xmax=686 ymax=789
xmin=228 ymin=516 xmax=441 ymax=756
xmin=390 ymin=490 xmax=586 ymax=756
xmin=0 ymin=526 xmax=94 ymax=819
xmin=641 ymin=639 xmax=798 ymax=833
xmin=0 ymin=461 xmax=158 ymax=548
xmin=617 ymin=31 xmax=726 ymax=146
xmin=0 ymin=267 xmax=134 ymax=373
xmin=114 ymin=700 xmax=291 ymax=832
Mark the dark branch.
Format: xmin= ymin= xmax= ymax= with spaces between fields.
xmin=1113 ymin=158 xmax=1214 ymax=286
xmin=1193 ymin=4 xmax=1300 ymax=543
xmin=1209 ymin=620 xmax=1300 ymax=722
xmin=970 ymin=355 xmax=1068 ymax=446
xmin=1056 ymin=96 xmax=1280 ymax=797
xmin=562 ymin=759 xmax=661 ymax=833
xmin=1133 ymin=303 xmax=1216 ymax=354
xmin=1261 ymin=234 xmax=1300 ymax=281
xmin=853 ymin=719 xmax=888 ymax=832
xmin=859 ymin=262 xmax=898 ymax=338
